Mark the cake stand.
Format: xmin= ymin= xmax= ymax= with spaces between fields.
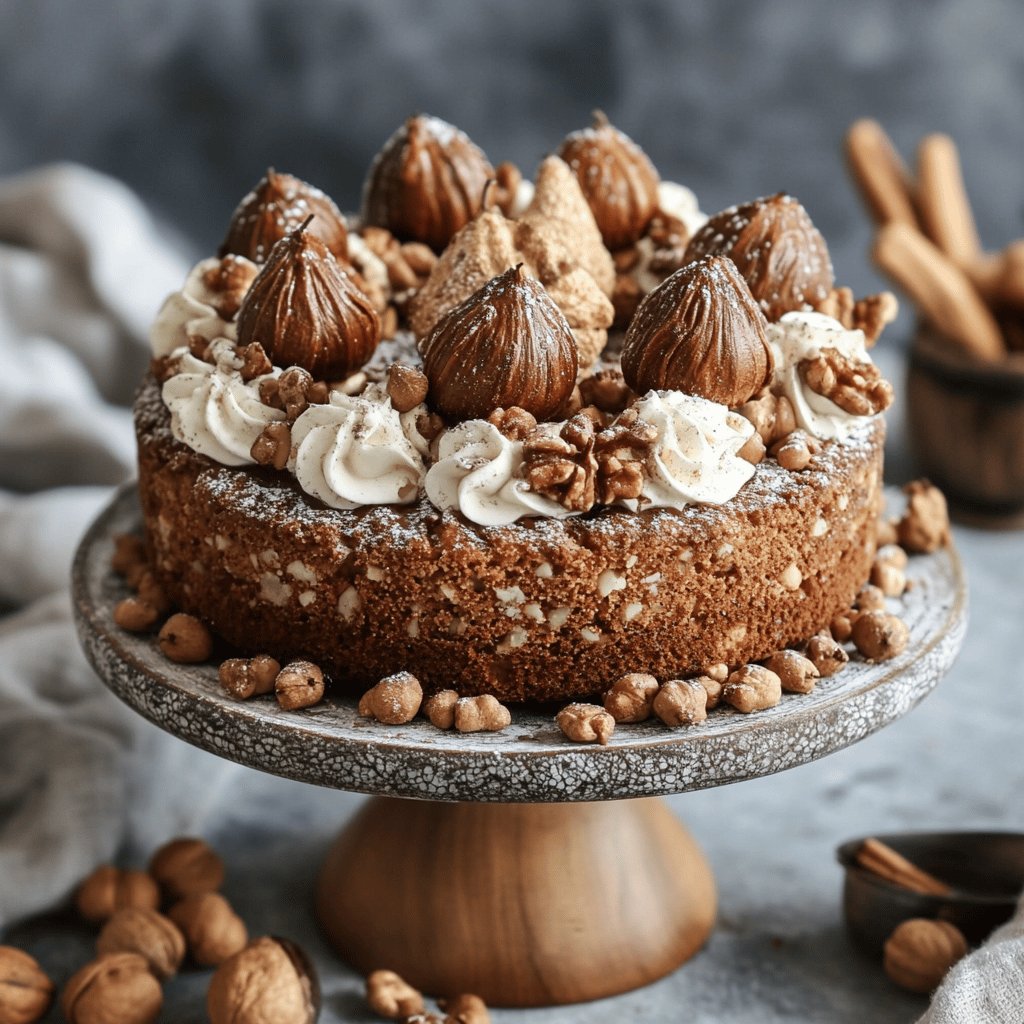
xmin=72 ymin=485 xmax=967 ymax=1008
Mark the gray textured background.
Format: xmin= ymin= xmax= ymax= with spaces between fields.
xmin=2 ymin=0 xmax=1023 ymax=312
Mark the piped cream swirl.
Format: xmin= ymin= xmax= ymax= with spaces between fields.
xmin=162 ymin=343 xmax=284 ymax=465
xmin=150 ymin=257 xmax=255 ymax=357
xmin=425 ymin=420 xmax=574 ymax=526
xmin=629 ymin=390 xmax=756 ymax=509
xmin=768 ymin=311 xmax=874 ymax=441
xmin=290 ymin=384 xmax=426 ymax=509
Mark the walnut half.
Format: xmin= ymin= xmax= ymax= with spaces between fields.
xmin=799 ymin=347 xmax=894 ymax=416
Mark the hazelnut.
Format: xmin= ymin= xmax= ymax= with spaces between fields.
xmin=437 ymin=993 xmax=490 ymax=1024
xmin=695 ymin=674 xmax=724 ymax=710
xmin=0 ymin=946 xmax=54 ymax=1024
xmin=96 ymin=908 xmax=185 ymax=980
xmin=855 ymin=583 xmax=887 ymax=613
xmin=423 ymin=689 xmax=458 ymax=730
xmin=358 ymin=671 xmax=423 ymax=725
xmin=219 ymin=169 xmax=348 ymax=264
xmin=250 ymin=422 xmax=292 ymax=470
xmin=603 ymin=673 xmax=659 ymax=723
xmin=169 ymin=893 xmax=248 ymax=967
xmin=871 ymin=560 xmax=907 ymax=598
xmin=134 ymin=571 xmax=170 ymax=614
xmin=621 ymin=255 xmax=773 ymax=408
xmin=113 ymin=597 xmax=159 ymax=633
xmin=149 ymin=837 xmax=224 ymax=900
xmin=158 ymin=613 xmax=213 ymax=664
xmin=556 ymin=703 xmax=615 ymax=745
xmin=702 ymin=663 xmax=730 ymax=684
xmin=557 ymin=111 xmax=660 ymax=249
xmin=385 ymin=363 xmax=429 ymax=413
xmin=763 ymin=650 xmax=820 ymax=694
xmin=684 ymin=193 xmax=834 ymax=320
xmin=897 ymin=479 xmax=951 ymax=553
xmin=723 ymin=665 xmax=783 ymax=713
xmin=365 ymin=968 xmax=424 ymax=1018
xmin=76 ymin=866 xmax=160 ymax=924
xmin=453 ymin=695 xmax=511 ymax=733
xmin=771 ymin=430 xmax=819 ymax=472
xmin=829 ymin=612 xmax=856 ymax=644
xmin=883 ymin=918 xmax=968 ymax=994
xmin=805 ymin=634 xmax=849 ymax=677
xmin=275 ymin=660 xmax=326 ymax=711
xmin=219 ymin=655 xmax=281 ymax=700
xmin=420 ymin=265 xmax=579 ymax=422
xmin=61 ymin=953 xmax=162 ymax=1024
xmin=363 ymin=115 xmax=495 ymax=252
xmin=653 ymin=679 xmax=709 ymax=727
xmin=208 ymin=936 xmax=320 ymax=1024
xmin=237 ymin=222 xmax=380 ymax=379
xmin=852 ymin=611 xmax=910 ymax=662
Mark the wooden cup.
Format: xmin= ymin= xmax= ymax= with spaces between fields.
xmin=908 ymin=325 xmax=1024 ymax=525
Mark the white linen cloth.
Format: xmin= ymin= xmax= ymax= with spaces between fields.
xmin=0 ymin=164 xmax=234 ymax=927
xmin=0 ymin=164 xmax=1022 ymax=1022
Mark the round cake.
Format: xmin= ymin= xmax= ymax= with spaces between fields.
xmin=130 ymin=113 xmax=900 ymax=706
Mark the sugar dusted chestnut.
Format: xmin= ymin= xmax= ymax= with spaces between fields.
xmin=421 ymin=265 xmax=579 ymax=422
xmin=362 ymin=114 xmax=495 ymax=251
xmin=684 ymin=193 xmax=834 ymax=320
xmin=219 ymin=169 xmax=348 ymax=264
xmin=621 ymin=255 xmax=773 ymax=407
xmin=557 ymin=110 xmax=660 ymax=250
xmin=237 ymin=220 xmax=381 ymax=379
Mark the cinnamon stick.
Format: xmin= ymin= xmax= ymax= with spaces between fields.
xmin=856 ymin=838 xmax=952 ymax=897
xmin=845 ymin=119 xmax=919 ymax=228
xmin=917 ymin=134 xmax=982 ymax=269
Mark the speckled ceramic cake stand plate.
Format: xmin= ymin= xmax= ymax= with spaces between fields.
xmin=72 ymin=484 xmax=967 ymax=1008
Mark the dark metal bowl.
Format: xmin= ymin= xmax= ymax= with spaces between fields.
xmin=837 ymin=831 xmax=1024 ymax=954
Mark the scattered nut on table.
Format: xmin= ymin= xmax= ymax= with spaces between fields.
xmin=722 ymin=664 xmax=782 ymax=713
xmin=149 ymin=837 xmax=224 ymax=900
xmin=763 ymin=650 xmax=820 ymax=694
xmin=113 ymin=597 xmax=159 ymax=633
xmin=852 ymin=610 xmax=910 ymax=662
xmin=96 ymin=907 xmax=185 ymax=981
xmin=76 ymin=866 xmax=160 ymax=924
xmin=556 ymin=703 xmax=615 ymax=745
xmin=883 ymin=918 xmax=968 ymax=994
xmin=276 ymin=660 xmax=326 ymax=711
xmin=365 ymin=969 xmax=424 ymax=1019
xmin=695 ymin=673 xmax=724 ymax=709
xmin=603 ymin=673 xmax=659 ymax=723
xmin=358 ymin=671 xmax=422 ymax=724
xmin=437 ymin=992 xmax=491 ymax=1023
xmin=168 ymin=893 xmax=248 ymax=967
xmin=652 ymin=679 xmax=708 ymax=727
xmin=157 ymin=613 xmax=213 ymax=664
xmin=208 ymin=937 xmax=319 ymax=1024
xmin=61 ymin=953 xmax=162 ymax=1024
xmin=454 ymin=695 xmax=511 ymax=733
xmin=0 ymin=945 xmax=54 ymax=1024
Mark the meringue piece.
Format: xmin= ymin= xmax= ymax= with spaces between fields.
xmin=768 ymin=311 xmax=875 ymax=441
xmin=150 ymin=257 xmax=250 ymax=357
xmin=425 ymin=419 xmax=575 ymax=527
xmin=162 ymin=346 xmax=283 ymax=466
xmin=629 ymin=390 xmax=756 ymax=509
xmin=290 ymin=385 xmax=425 ymax=509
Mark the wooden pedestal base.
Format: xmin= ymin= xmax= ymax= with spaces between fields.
xmin=315 ymin=796 xmax=716 ymax=1007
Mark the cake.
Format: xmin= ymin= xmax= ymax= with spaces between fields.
xmin=132 ymin=113 xmax=900 ymax=706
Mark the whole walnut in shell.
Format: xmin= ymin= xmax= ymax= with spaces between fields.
xmin=75 ymin=866 xmax=160 ymax=924
xmin=237 ymin=222 xmax=381 ymax=379
xmin=207 ymin=936 xmax=320 ymax=1024
xmin=421 ymin=264 xmax=578 ymax=421
xmin=148 ymin=837 xmax=224 ymax=900
xmin=169 ymin=893 xmax=248 ymax=966
xmin=362 ymin=114 xmax=495 ymax=252
xmin=883 ymin=918 xmax=968 ymax=993
xmin=621 ymin=255 xmax=773 ymax=406
xmin=219 ymin=169 xmax=348 ymax=264
xmin=96 ymin=907 xmax=186 ymax=980
xmin=0 ymin=945 xmax=54 ymax=1024
xmin=558 ymin=111 xmax=660 ymax=250
xmin=61 ymin=953 xmax=162 ymax=1024
xmin=684 ymin=193 xmax=834 ymax=320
